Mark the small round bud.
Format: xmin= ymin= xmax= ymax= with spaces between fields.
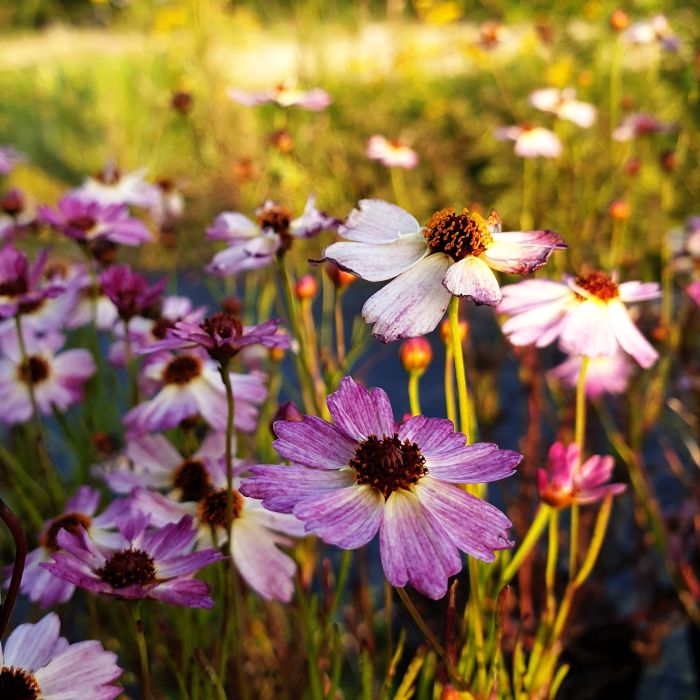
xmin=0 ymin=188 xmax=24 ymax=216
xmin=294 ymin=274 xmax=318 ymax=301
xmin=609 ymin=9 xmax=630 ymax=32
xmin=625 ymin=157 xmax=641 ymax=177
xmin=325 ymin=262 xmax=356 ymax=289
xmin=608 ymin=199 xmax=630 ymax=221
xmin=268 ymin=129 xmax=294 ymax=154
xmin=660 ymin=150 xmax=676 ymax=172
xmin=171 ymin=91 xmax=193 ymax=115
xmin=399 ymin=337 xmax=433 ymax=373
xmin=221 ymin=297 xmax=242 ymax=316
xmin=233 ymin=157 xmax=259 ymax=184
xmin=439 ymin=317 xmax=468 ymax=345
xmin=269 ymin=346 xmax=286 ymax=362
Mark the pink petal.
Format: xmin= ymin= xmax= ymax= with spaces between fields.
xmin=273 ymin=416 xmax=357 ymax=469
xmin=327 ymin=376 xmax=395 ymax=440
xmin=607 ymin=300 xmax=659 ymax=368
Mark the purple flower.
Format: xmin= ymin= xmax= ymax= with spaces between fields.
xmin=497 ymin=271 xmax=661 ymax=368
xmin=0 ymin=328 xmax=96 ymax=425
xmin=613 ymin=113 xmax=675 ymax=141
xmin=71 ymin=164 xmax=161 ymax=209
xmin=0 ymin=245 xmax=63 ymax=321
xmin=122 ymin=348 xmax=267 ymax=435
xmin=538 ymin=442 xmax=626 ymax=508
xmin=206 ymin=196 xmax=339 ymax=276
xmin=228 ymin=83 xmax=331 ymax=111
xmin=367 ymin=136 xmax=420 ymax=169
xmin=42 ymin=513 xmax=224 ymax=607
xmin=321 ymin=200 xmax=566 ymax=342
xmin=241 ymin=376 xmax=521 ymax=600
xmin=622 ymin=15 xmax=679 ymax=51
xmin=0 ymin=146 xmax=25 ymax=175
xmin=8 ymin=487 xmax=126 ymax=608
xmin=99 ymin=264 xmax=165 ymax=321
xmin=40 ymin=195 xmax=152 ymax=246
xmin=0 ymin=612 xmax=122 ymax=699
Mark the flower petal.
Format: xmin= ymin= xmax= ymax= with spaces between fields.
xmin=3 ymin=613 xmax=61 ymax=670
xmin=425 ymin=442 xmax=521 ymax=483
xmin=442 ymin=256 xmax=502 ymax=305
xmin=618 ymin=281 xmax=662 ymax=302
xmin=607 ymin=300 xmax=659 ymax=368
xmin=482 ymin=230 xmax=566 ymax=274
xmin=559 ymin=300 xmax=619 ymax=358
xmin=326 ymin=376 xmax=395 ymax=440
xmin=273 ymin=416 xmax=358 ymax=469
xmin=339 ymin=199 xmax=420 ymax=244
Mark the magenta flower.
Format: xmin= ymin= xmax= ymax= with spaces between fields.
xmin=687 ymin=280 xmax=700 ymax=306
xmin=538 ymin=442 xmax=626 ymax=508
xmin=122 ymin=348 xmax=267 ymax=435
xmin=42 ymin=513 xmax=224 ymax=607
xmin=321 ymin=200 xmax=565 ymax=342
xmin=228 ymin=83 xmax=331 ymax=111
xmin=494 ymin=125 xmax=562 ymax=158
xmin=0 ymin=613 xmax=122 ymax=699
xmin=10 ymin=487 xmax=127 ymax=608
xmin=40 ymin=195 xmax=152 ymax=246
xmin=613 ymin=113 xmax=675 ymax=141
xmin=0 ymin=146 xmax=25 ymax=175
xmin=241 ymin=376 xmax=521 ymax=600
xmin=497 ymin=272 xmax=660 ymax=368
xmin=0 ymin=245 xmax=63 ymax=321
xmin=0 ymin=328 xmax=96 ymax=425
xmin=367 ymin=136 xmax=420 ymax=169
xmin=99 ymin=264 xmax=165 ymax=321
xmin=207 ymin=196 xmax=339 ymax=276
xmin=72 ymin=164 xmax=161 ymax=209
xmin=549 ymin=351 xmax=634 ymax=399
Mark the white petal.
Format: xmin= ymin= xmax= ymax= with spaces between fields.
xmin=618 ymin=281 xmax=661 ymax=302
xmin=607 ymin=301 xmax=659 ymax=368
xmin=442 ymin=256 xmax=502 ymax=305
xmin=339 ymin=199 xmax=420 ymax=243
xmin=559 ymin=301 xmax=618 ymax=358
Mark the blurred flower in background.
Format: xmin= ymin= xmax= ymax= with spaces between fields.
xmin=613 ymin=113 xmax=675 ymax=141
xmin=494 ymin=124 xmax=562 ymax=158
xmin=528 ymin=87 xmax=597 ymax=128
xmin=0 ymin=145 xmax=25 ymax=175
xmin=367 ymin=135 xmax=419 ymax=169
xmin=228 ymin=81 xmax=331 ymax=111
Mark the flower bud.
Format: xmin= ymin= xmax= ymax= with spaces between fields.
xmin=171 ymin=90 xmax=193 ymax=115
xmin=271 ymin=401 xmax=304 ymax=436
xmin=221 ymin=297 xmax=242 ymax=316
xmin=439 ymin=317 xmax=468 ymax=345
xmin=399 ymin=337 xmax=433 ymax=373
xmin=325 ymin=262 xmax=356 ymax=289
xmin=609 ymin=9 xmax=630 ymax=32
xmin=269 ymin=346 xmax=286 ymax=362
xmin=0 ymin=188 xmax=24 ymax=216
xmin=660 ymin=150 xmax=676 ymax=172
xmin=294 ymin=274 xmax=318 ymax=301
xmin=625 ymin=157 xmax=641 ymax=177
xmin=268 ymin=129 xmax=294 ymax=154
xmin=608 ymin=199 xmax=630 ymax=221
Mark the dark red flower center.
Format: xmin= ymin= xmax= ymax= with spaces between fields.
xmin=0 ymin=667 xmax=41 ymax=699
xmin=349 ymin=434 xmax=427 ymax=499
xmin=152 ymin=317 xmax=174 ymax=339
xmin=68 ymin=215 xmax=97 ymax=232
xmin=423 ymin=208 xmax=493 ymax=260
xmin=0 ymin=277 xmax=28 ymax=297
xmin=574 ymin=271 xmax=619 ymax=301
xmin=17 ymin=356 xmax=50 ymax=385
xmin=162 ymin=355 xmax=202 ymax=385
xmin=198 ymin=488 xmax=243 ymax=528
xmin=201 ymin=312 xmax=243 ymax=342
xmin=40 ymin=511 xmax=92 ymax=552
xmin=1 ymin=190 xmax=24 ymax=216
xmin=256 ymin=204 xmax=292 ymax=235
xmin=97 ymin=548 xmax=157 ymax=589
xmin=173 ymin=459 xmax=213 ymax=502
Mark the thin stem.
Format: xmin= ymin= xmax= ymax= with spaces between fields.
xmin=123 ymin=318 xmax=139 ymax=406
xmin=0 ymin=498 xmax=27 ymax=639
xmin=521 ymin=157 xmax=535 ymax=231
xmin=129 ymin=603 xmax=152 ymax=700
xmin=467 ymin=557 xmax=488 ymax=691
xmin=408 ymin=370 xmax=422 ymax=416
xmin=448 ymin=296 xmax=474 ymax=443
xmin=444 ymin=347 xmax=456 ymax=427
xmin=545 ymin=508 xmax=559 ymax=618
xmin=334 ymin=291 xmax=346 ymax=366
xmin=295 ymin=575 xmax=324 ymax=700
xmin=500 ymin=503 xmax=550 ymax=586
xmin=570 ymin=356 xmax=590 ymax=577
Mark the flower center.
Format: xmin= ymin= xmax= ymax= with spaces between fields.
xmin=152 ymin=317 xmax=174 ymax=339
xmin=97 ymin=549 xmax=157 ymax=589
xmin=198 ymin=488 xmax=243 ymax=529
xmin=173 ymin=459 xmax=213 ymax=502
xmin=256 ymin=204 xmax=292 ymax=236
xmin=17 ymin=356 xmax=50 ymax=385
xmin=349 ymin=434 xmax=427 ymax=498
xmin=68 ymin=215 xmax=97 ymax=233
xmin=0 ymin=277 xmax=28 ymax=297
xmin=0 ymin=667 xmax=42 ymax=699
xmin=162 ymin=355 xmax=202 ymax=385
xmin=423 ymin=208 xmax=493 ymax=260
xmin=574 ymin=271 xmax=619 ymax=301
xmin=201 ymin=313 xmax=243 ymax=342
xmin=40 ymin=512 xmax=93 ymax=552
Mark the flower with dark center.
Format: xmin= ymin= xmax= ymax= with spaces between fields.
xmin=320 ymin=199 xmax=566 ymax=341
xmin=17 ymin=356 xmax=50 ymax=385
xmin=162 ymin=355 xmax=203 ymax=385
xmin=198 ymin=488 xmax=244 ymax=529
xmin=40 ymin=512 xmax=92 ymax=552
xmin=0 ymin=614 xmax=122 ymax=699
xmin=100 ymin=264 xmax=166 ymax=321
xmin=242 ymin=376 xmax=521 ymax=600
xmin=256 ymin=203 xmax=292 ymax=236
xmin=173 ymin=459 xmax=214 ymax=502
xmin=42 ymin=513 xmax=224 ymax=607
xmin=228 ymin=82 xmax=332 ymax=110
xmin=71 ymin=163 xmax=161 ymax=210
xmin=498 ymin=273 xmax=661 ymax=368
xmin=1 ymin=188 xmax=25 ymax=217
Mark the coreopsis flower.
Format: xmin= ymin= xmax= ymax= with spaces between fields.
xmin=72 ymin=163 xmax=161 ymax=209
xmin=549 ymin=352 xmax=634 ymax=399
xmin=321 ymin=200 xmax=566 ymax=342
xmin=0 ymin=188 xmax=35 ymax=244
xmin=622 ymin=15 xmax=679 ymax=51
xmin=494 ymin=124 xmax=562 ymax=158
xmin=367 ymin=135 xmax=420 ymax=169
xmin=40 ymin=195 xmax=152 ymax=246
xmin=122 ymin=348 xmax=267 ymax=435
xmin=43 ymin=513 xmax=224 ymax=607
xmin=0 ymin=245 xmax=63 ymax=321
xmin=528 ymin=88 xmax=596 ymax=128
xmin=151 ymin=177 xmax=185 ymax=229
xmin=0 ymin=328 xmax=96 ymax=425
xmin=613 ymin=113 xmax=675 ymax=141
xmin=241 ymin=376 xmax=521 ymax=599
xmin=0 ymin=613 xmax=122 ymax=699
xmin=126 ymin=445 xmax=304 ymax=602
xmin=498 ymin=272 xmax=661 ymax=368
xmin=0 ymin=145 xmax=25 ymax=175
xmin=99 ymin=264 xmax=165 ymax=322
xmin=538 ymin=442 xmax=626 ymax=508
xmin=228 ymin=82 xmax=331 ymax=111
xmin=11 ymin=487 xmax=127 ymax=608
xmin=206 ymin=196 xmax=338 ymax=276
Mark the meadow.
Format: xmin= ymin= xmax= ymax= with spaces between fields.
xmin=0 ymin=1 xmax=698 ymax=698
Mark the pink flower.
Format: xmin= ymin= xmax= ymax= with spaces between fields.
xmin=538 ymin=442 xmax=626 ymax=508
xmin=99 ymin=264 xmax=165 ymax=322
xmin=687 ymin=280 xmax=700 ymax=306
xmin=613 ymin=113 xmax=675 ymax=141
xmin=366 ymin=136 xmax=419 ymax=169
xmin=0 ymin=146 xmax=25 ymax=175
xmin=622 ymin=15 xmax=679 ymax=51
xmin=549 ymin=352 xmax=634 ymax=399
xmin=498 ymin=272 xmax=661 ymax=368
xmin=71 ymin=163 xmax=161 ymax=209
xmin=321 ymin=200 xmax=565 ymax=342
xmin=528 ymin=88 xmax=596 ymax=128
xmin=228 ymin=83 xmax=331 ymax=111
xmin=494 ymin=125 xmax=562 ymax=158
xmin=241 ymin=376 xmax=520 ymax=600
xmin=0 ymin=328 xmax=96 ymax=424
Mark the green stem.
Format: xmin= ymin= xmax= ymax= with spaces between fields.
xmin=129 ymin=603 xmax=152 ymax=700
xmin=444 ymin=347 xmax=456 ymax=427
xmin=408 ymin=370 xmax=422 ymax=416
xmin=296 ymin=576 xmax=325 ymax=700
xmin=467 ymin=557 xmax=488 ymax=692
xmin=389 ymin=167 xmax=409 ymax=210
xmin=123 ymin=318 xmax=139 ymax=406
xmin=500 ymin=503 xmax=550 ymax=586
xmin=570 ymin=356 xmax=590 ymax=577
xmin=546 ymin=508 xmax=559 ymax=618
xmin=448 ymin=296 xmax=474 ymax=443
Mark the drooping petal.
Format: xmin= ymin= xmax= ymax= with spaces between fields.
xmin=607 ymin=301 xmax=659 ymax=368
xmin=442 ymin=256 xmax=502 ymax=305
xmin=482 ymin=230 xmax=566 ymax=274
xmin=326 ymin=376 xmax=395 ymax=440
xmin=363 ymin=254 xmax=452 ymax=343
xmin=322 ymin=234 xmax=427 ymax=281
xmin=339 ymin=199 xmax=421 ymax=244
xmin=617 ymin=281 xmax=662 ymax=303
xmin=379 ymin=488 xmax=462 ymax=599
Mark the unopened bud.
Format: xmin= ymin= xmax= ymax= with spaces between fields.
xmin=271 ymin=401 xmax=304 ymax=436
xmin=399 ymin=337 xmax=433 ymax=373
xmin=269 ymin=129 xmax=294 ymax=154
xmin=608 ymin=199 xmax=630 ymax=221
xmin=439 ymin=317 xmax=468 ymax=345
xmin=269 ymin=346 xmax=286 ymax=362
xmin=221 ymin=297 xmax=242 ymax=316
xmin=171 ymin=91 xmax=193 ymax=115
xmin=609 ymin=9 xmax=630 ymax=32
xmin=294 ymin=274 xmax=318 ymax=301
xmin=325 ymin=262 xmax=356 ymax=289
xmin=0 ymin=188 xmax=24 ymax=216
xmin=625 ymin=157 xmax=641 ymax=177
xmin=660 ymin=150 xmax=676 ymax=172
